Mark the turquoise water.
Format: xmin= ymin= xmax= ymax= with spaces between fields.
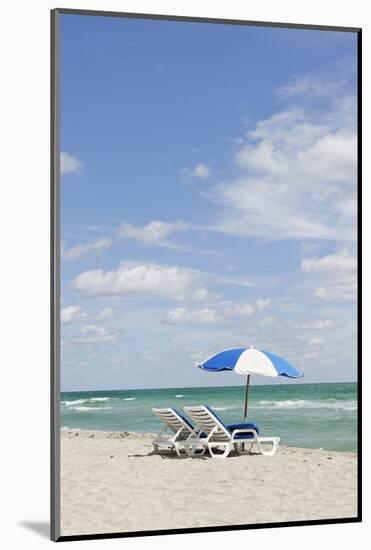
xmin=61 ymin=382 xmax=357 ymax=452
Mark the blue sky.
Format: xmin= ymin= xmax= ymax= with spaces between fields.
xmin=60 ymin=14 xmax=357 ymax=391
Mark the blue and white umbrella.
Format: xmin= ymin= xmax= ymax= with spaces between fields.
xmin=197 ymin=347 xmax=303 ymax=420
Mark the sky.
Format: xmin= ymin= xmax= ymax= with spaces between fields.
xmin=60 ymin=14 xmax=358 ymax=391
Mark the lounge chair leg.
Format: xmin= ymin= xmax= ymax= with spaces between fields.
xmin=208 ymin=443 xmax=231 ymax=459
xmin=174 ymin=443 xmax=186 ymax=457
xmin=184 ymin=442 xmax=206 ymax=457
xmin=257 ymin=437 xmax=280 ymax=456
xmin=193 ymin=446 xmax=206 ymax=457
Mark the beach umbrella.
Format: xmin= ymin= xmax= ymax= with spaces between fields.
xmin=196 ymin=347 xmax=303 ymax=421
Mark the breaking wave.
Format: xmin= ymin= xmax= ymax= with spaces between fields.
xmin=62 ymin=397 xmax=111 ymax=406
xmin=213 ymin=406 xmax=239 ymax=411
xmin=252 ymin=399 xmax=357 ymax=411
xmin=70 ymin=406 xmax=113 ymax=412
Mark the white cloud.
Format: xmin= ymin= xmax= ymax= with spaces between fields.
xmin=259 ymin=316 xmax=276 ymax=326
xmin=278 ymin=74 xmax=347 ymax=98
xmin=303 ymin=319 xmax=334 ymax=330
xmin=72 ymin=261 xmax=208 ymax=301
xmin=165 ymin=298 xmax=270 ymax=325
xmin=301 ymin=251 xmax=356 ymax=272
xmin=191 ymin=288 xmax=210 ymax=301
xmin=209 ymin=76 xmax=356 ymax=243
xmin=192 ymin=163 xmax=210 ymax=179
xmin=165 ymin=307 xmax=220 ymax=325
xmin=61 ymin=305 xmax=86 ymax=324
xmin=223 ymin=303 xmax=255 ymax=316
xmin=62 ymin=237 xmax=112 ymax=260
xmin=97 ymin=307 xmax=114 ymax=321
xmin=255 ymin=298 xmax=271 ymax=310
xmin=60 ymin=152 xmax=82 ymax=175
xmin=313 ymin=283 xmax=356 ymax=302
xmin=183 ymin=163 xmax=210 ymax=181
xmin=61 ymin=305 xmax=116 ymax=326
xmin=301 ymin=250 xmax=357 ymax=302
xmin=76 ymin=324 xmax=119 ymax=344
xmin=223 ymin=298 xmax=270 ymax=318
xmin=308 ymin=337 xmax=324 ymax=347
xmin=118 ymin=220 xmax=187 ymax=247
xmin=219 ymin=276 xmax=255 ymax=288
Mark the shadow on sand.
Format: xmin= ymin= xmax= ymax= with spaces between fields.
xmin=128 ymin=450 xmax=209 ymax=460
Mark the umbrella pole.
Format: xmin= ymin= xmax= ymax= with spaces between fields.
xmin=243 ymin=375 xmax=251 ymax=421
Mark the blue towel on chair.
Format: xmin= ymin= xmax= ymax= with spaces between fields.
xmin=227 ymin=423 xmax=259 ymax=439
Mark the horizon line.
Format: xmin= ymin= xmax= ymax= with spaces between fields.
xmin=61 ymin=380 xmax=357 ymax=394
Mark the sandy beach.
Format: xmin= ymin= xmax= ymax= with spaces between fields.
xmin=60 ymin=429 xmax=357 ymax=536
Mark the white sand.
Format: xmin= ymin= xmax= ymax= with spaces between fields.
xmin=60 ymin=430 xmax=358 ymax=537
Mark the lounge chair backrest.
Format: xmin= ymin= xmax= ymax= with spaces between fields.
xmin=152 ymin=408 xmax=193 ymax=438
xmin=184 ymin=405 xmax=231 ymax=442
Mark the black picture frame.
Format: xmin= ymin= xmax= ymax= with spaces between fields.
xmin=51 ymin=8 xmax=362 ymax=542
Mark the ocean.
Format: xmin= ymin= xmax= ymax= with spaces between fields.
xmin=61 ymin=382 xmax=357 ymax=452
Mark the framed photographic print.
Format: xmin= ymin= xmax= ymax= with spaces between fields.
xmin=51 ymin=8 xmax=361 ymax=542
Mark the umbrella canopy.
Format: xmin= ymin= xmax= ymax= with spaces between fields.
xmin=196 ymin=347 xmax=303 ymax=420
xmin=197 ymin=347 xmax=303 ymax=378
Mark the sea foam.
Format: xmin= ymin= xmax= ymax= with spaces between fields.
xmin=213 ymin=406 xmax=239 ymax=411
xmin=254 ymin=399 xmax=357 ymax=411
xmin=62 ymin=397 xmax=111 ymax=406
xmin=71 ymin=406 xmax=113 ymax=412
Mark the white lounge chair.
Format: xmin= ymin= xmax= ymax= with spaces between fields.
xmin=152 ymin=407 xmax=198 ymax=456
xmin=184 ymin=405 xmax=280 ymax=459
